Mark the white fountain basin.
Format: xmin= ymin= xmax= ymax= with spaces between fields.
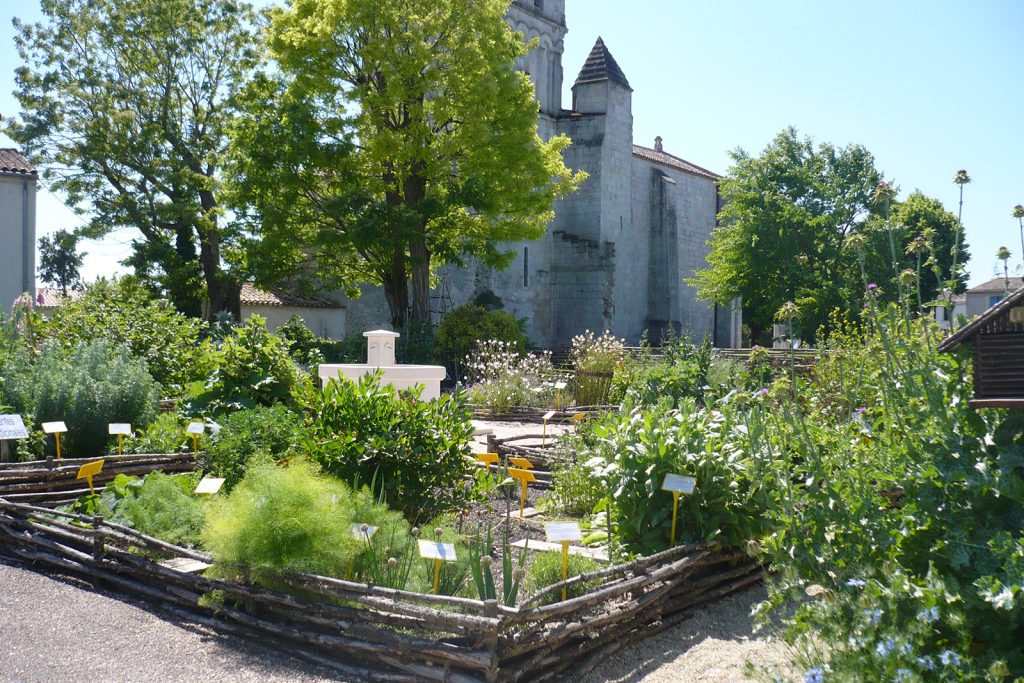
xmin=318 ymin=364 xmax=446 ymax=400
xmin=317 ymin=329 xmax=446 ymax=400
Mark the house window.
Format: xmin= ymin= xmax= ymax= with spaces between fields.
xmin=989 ymin=295 xmax=1003 ymax=308
xmin=523 ymin=247 xmax=529 ymax=287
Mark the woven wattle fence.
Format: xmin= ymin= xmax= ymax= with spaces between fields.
xmin=0 ymin=458 xmax=762 ymax=681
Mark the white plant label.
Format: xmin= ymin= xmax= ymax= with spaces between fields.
xmin=553 ymin=381 xmax=568 ymax=390
xmin=108 ymin=423 xmax=132 ymax=436
xmin=543 ymin=410 xmax=556 ymax=421
xmin=544 ymin=521 xmax=582 ymax=543
xmin=661 ymin=473 xmax=696 ymax=495
xmin=0 ymin=415 xmax=29 ymax=440
xmin=194 ymin=477 xmax=226 ymax=495
xmin=418 ymin=539 xmax=457 ymax=562
xmin=41 ymin=421 xmax=68 ymax=434
xmin=186 ymin=422 xmax=205 ymax=435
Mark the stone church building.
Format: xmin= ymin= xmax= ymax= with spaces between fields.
xmin=347 ymin=0 xmax=742 ymax=346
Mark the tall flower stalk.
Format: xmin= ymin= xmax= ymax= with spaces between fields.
xmin=946 ymin=170 xmax=971 ymax=326
xmin=1013 ymin=205 xmax=1024 ymax=274
xmin=997 ymin=246 xmax=1011 ymax=294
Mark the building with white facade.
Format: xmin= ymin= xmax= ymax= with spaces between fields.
xmin=0 ymin=150 xmax=37 ymax=311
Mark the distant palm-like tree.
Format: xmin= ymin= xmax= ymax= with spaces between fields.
xmin=997 ymin=246 xmax=1012 ymax=294
xmin=1013 ymin=205 xmax=1024 ymax=273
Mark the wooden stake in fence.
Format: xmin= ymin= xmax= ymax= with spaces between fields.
xmin=418 ymin=539 xmax=456 ymax=594
xmin=76 ymin=460 xmax=105 ymax=495
xmin=509 ymin=467 xmax=537 ymax=519
xmin=41 ymin=422 xmax=68 ymax=461
xmin=108 ymin=423 xmax=132 ymax=456
xmin=661 ymin=474 xmax=696 ymax=546
xmin=186 ymin=422 xmax=204 ymax=455
xmin=545 ymin=522 xmax=582 ymax=601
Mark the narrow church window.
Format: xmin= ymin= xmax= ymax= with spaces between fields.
xmin=534 ymin=0 xmax=544 ymax=9
xmin=523 ymin=247 xmax=529 ymax=287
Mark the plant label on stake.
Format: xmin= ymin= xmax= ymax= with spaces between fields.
xmin=418 ymin=539 xmax=457 ymax=594
xmin=108 ymin=423 xmax=132 ymax=456
xmin=194 ymin=477 xmax=225 ymax=495
xmin=509 ymin=456 xmax=534 ymax=470
xmin=476 ymin=452 xmax=499 ymax=474
xmin=186 ymin=422 xmax=204 ymax=455
xmin=542 ymin=410 xmax=556 ymax=449
xmin=545 ymin=522 xmax=583 ymax=602
xmin=661 ymin=474 xmax=696 ymax=546
xmin=0 ymin=414 xmax=29 ymax=464
xmin=509 ymin=467 xmax=537 ymax=519
xmin=77 ymin=460 xmax=105 ymax=495
xmin=553 ymin=382 xmax=567 ymax=411
xmin=41 ymin=421 xmax=68 ymax=462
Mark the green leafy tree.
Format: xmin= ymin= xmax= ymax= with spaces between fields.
xmin=691 ymin=128 xmax=882 ymax=342
xmin=37 ymin=229 xmax=85 ymax=296
xmin=6 ymin=0 xmax=261 ymax=319
xmin=228 ymin=0 xmax=583 ymax=326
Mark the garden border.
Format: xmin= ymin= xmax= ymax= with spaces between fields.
xmin=0 ymin=495 xmax=762 ymax=682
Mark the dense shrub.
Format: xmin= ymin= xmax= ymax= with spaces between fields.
xmin=203 ymin=460 xmax=398 ymax=586
xmin=31 ymin=342 xmax=160 ymax=458
xmin=585 ymin=397 xmax=767 ymax=554
xmin=571 ymin=330 xmax=625 ymax=406
xmin=748 ymin=308 xmax=1024 ymax=679
xmin=296 ymin=371 xmax=475 ymax=523
xmin=123 ymin=414 xmax=195 ymax=454
xmin=436 ymin=303 xmax=525 ymax=367
xmin=205 ymin=405 xmax=307 ymax=491
xmin=109 ymin=472 xmax=205 ymax=547
xmin=546 ymin=462 xmax=606 ymax=518
xmin=41 ymin=277 xmax=209 ymax=394
xmin=609 ymin=336 xmax=713 ymax=407
xmin=188 ymin=315 xmax=306 ymax=416
xmin=524 ymin=551 xmax=601 ymax=605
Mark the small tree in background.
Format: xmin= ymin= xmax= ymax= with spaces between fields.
xmin=37 ymin=229 xmax=85 ymax=296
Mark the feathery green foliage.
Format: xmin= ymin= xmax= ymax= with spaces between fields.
xmin=524 ymin=551 xmax=601 ymax=606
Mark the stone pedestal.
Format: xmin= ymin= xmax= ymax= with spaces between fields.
xmin=318 ymin=329 xmax=447 ymax=400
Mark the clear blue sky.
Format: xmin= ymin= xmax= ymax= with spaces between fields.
xmin=2 ymin=0 xmax=1022 ymax=286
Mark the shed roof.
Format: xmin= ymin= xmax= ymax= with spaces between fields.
xmin=968 ymin=276 xmax=1024 ymax=294
xmin=938 ymin=284 xmax=1024 ymax=352
xmin=0 ymin=149 xmax=37 ymax=176
xmin=240 ymin=283 xmax=341 ymax=309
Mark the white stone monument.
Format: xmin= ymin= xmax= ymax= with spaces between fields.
xmin=317 ymin=330 xmax=447 ymax=400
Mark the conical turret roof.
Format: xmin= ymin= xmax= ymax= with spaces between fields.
xmin=574 ymin=37 xmax=631 ymax=90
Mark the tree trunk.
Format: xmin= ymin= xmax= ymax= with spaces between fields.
xmin=410 ymin=235 xmax=431 ymax=323
xmin=196 ymin=191 xmax=240 ymax=322
xmin=382 ymin=245 xmax=409 ymax=328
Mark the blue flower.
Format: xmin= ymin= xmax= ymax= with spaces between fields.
xmin=916 ymin=655 xmax=935 ymax=670
xmin=876 ymin=638 xmax=896 ymax=658
xmin=864 ymin=608 xmax=882 ymax=625
xmin=939 ymin=650 xmax=961 ymax=667
xmin=918 ymin=606 xmax=939 ymax=623
xmin=804 ymin=668 xmax=825 ymax=683
xmin=894 ymin=669 xmax=913 ymax=683
xmin=898 ymin=642 xmax=913 ymax=656
xmin=846 ymin=578 xmax=866 ymax=588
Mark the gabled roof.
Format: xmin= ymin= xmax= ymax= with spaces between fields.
xmin=0 ymin=149 xmax=37 ymax=176
xmin=240 ymin=283 xmax=341 ymax=309
xmin=632 ymin=145 xmax=721 ymax=180
xmin=574 ymin=37 xmax=631 ymax=90
xmin=938 ymin=284 xmax=1024 ymax=352
xmin=968 ymin=276 xmax=1024 ymax=294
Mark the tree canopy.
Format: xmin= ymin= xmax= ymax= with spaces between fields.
xmin=6 ymin=0 xmax=261 ymax=319
xmin=37 ymin=229 xmax=85 ymax=296
xmin=690 ymin=128 xmax=967 ymax=343
xmin=228 ymin=0 xmax=583 ymax=326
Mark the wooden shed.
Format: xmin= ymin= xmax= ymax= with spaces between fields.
xmin=938 ymin=284 xmax=1024 ymax=408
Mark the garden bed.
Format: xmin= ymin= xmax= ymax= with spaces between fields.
xmin=0 ymin=496 xmax=761 ymax=682
xmin=468 ymin=405 xmax=617 ymax=423
xmin=0 ymin=452 xmax=198 ymax=506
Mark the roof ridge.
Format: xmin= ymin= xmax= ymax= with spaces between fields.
xmin=632 ymin=144 xmax=721 ymax=180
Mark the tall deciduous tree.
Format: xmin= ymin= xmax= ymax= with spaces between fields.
xmin=690 ymin=128 xmax=967 ymax=343
xmin=38 ymin=229 xmax=85 ymax=296
xmin=6 ymin=0 xmax=260 ymax=319
xmin=229 ymin=0 xmax=583 ymax=326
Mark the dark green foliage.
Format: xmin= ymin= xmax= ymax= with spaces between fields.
xmin=547 ymin=463 xmax=605 ymax=518
xmin=205 ymin=405 xmax=307 ymax=491
xmin=123 ymin=414 xmax=193 ymax=454
xmin=41 ymin=278 xmax=209 ymax=394
xmin=108 ymin=472 xmax=205 ymax=547
xmin=524 ymin=551 xmax=601 ymax=605
xmin=436 ymin=303 xmax=525 ymax=366
xmin=203 ymin=460 xmax=390 ymax=586
xmin=31 ymin=342 xmax=160 ymax=458
xmin=188 ymin=316 xmax=307 ymax=416
xmin=610 ymin=336 xmax=713 ymax=407
xmin=37 ymin=229 xmax=84 ymax=296
xmin=296 ymin=372 xmax=475 ymax=523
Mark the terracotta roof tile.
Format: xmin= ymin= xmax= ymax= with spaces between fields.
xmin=240 ymin=283 xmax=341 ymax=309
xmin=0 ymin=149 xmax=37 ymax=176
xmin=632 ymin=145 xmax=720 ymax=180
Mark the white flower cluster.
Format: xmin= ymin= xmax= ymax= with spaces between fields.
xmin=571 ymin=329 xmax=626 ymax=375
xmin=463 ymin=339 xmax=565 ymax=410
